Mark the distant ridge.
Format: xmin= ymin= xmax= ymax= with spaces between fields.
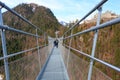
xmin=59 ymin=21 xmax=68 ymax=26
xmin=85 ymin=11 xmax=119 ymax=23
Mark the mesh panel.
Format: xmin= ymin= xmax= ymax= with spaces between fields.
xmin=92 ymin=67 xmax=112 ymax=80
xmin=0 ymin=45 xmax=51 ymax=80
xmin=9 ymin=51 xmax=40 ymax=80
xmin=60 ymin=45 xmax=112 ymax=80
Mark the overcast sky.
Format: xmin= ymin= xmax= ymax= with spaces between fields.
xmin=1 ymin=0 xmax=120 ymax=22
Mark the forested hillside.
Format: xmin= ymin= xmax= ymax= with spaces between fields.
xmin=64 ymin=11 xmax=120 ymax=80
xmin=0 ymin=3 xmax=64 ymax=64
xmin=3 ymin=3 xmax=61 ymax=36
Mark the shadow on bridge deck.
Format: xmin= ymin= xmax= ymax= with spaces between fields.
xmin=37 ymin=46 xmax=69 ymax=80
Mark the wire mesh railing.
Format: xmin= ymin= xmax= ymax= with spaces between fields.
xmin=62 ymin=0 xmax=120 ymax=80
xmin=0 ymin=45 xmax=51 ymax=80
xmin=0 ymin=1 xmax=49 ymax=80
xmin=60 ymin=45 xmax=112 ymax=80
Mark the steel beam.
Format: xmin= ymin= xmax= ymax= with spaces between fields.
xmin=0 ymin=8 xmax=10 ymax=80
xmin=87 ymin=7 xmax=102 ymax=80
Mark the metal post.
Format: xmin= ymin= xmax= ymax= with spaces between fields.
xmin=66 ymin=30 xmax=73 ymax=69
xmin=44 ymin=33 xmax=48 ymax=59
xmin=36 ymin=29 xmax=41 ymax=69
xmin=63 ymin=35 xmax=64 ymax=46
xmin=63 ymin=34 xmax=66 ymax=46
xmin=44 ymin=33 xmax=46 ymax=46
xmin=87 ymin=7 xmax=102 ymax=80
xmin=0 ymin=7 xmax=10 ymax=80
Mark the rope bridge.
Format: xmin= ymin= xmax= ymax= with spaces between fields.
xmin=0 ymin=0 xmax=120 ymax=80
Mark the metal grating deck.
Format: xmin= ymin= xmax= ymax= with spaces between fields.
xmin=37 ymin=47 xmax=69 ymax=80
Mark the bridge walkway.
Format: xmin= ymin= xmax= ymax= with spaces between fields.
xmin=37 ymin=45 xmax=69 ymax=80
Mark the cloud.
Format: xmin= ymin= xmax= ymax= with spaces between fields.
xmin=53 ymin=0 xmax=95 ymax=22
xmin=1 ymin=0 xmax=99 ymax=22
xmin=24 ymin=0 xmax=65 ymax=10
xmin=2 ymin=0 xmax=119 ymax=22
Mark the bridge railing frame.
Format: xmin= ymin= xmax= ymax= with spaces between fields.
xmin=62 ymin=0 xmax=120 ymax=80
xmin=0 ymin=1 xmax=47 ymax=80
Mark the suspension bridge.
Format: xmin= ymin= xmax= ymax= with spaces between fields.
xmin=0 ymin=0 xmax=120 ymax=80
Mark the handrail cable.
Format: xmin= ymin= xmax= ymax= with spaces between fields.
xmin=0 ymin=25 xmax=42 ymax=38
xmin=62 ymin=0 xmax=120 ymax=80
xmin=63 ymin=0 xmax=108 ymax=36
xmin=0 ymin=44 xmax=48 ymax=61
xmin=63 ymin=17 xmax=120 ymax=39
xmin=65 ymin=45 xmax=120 ymax=72
xmin=0 ymin=1 xmax=43 ymax=33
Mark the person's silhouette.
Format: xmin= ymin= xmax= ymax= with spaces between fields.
xmin=54 ymin=39 xmax=59 ymax=48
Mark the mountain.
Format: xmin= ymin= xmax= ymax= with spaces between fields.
xmin=0 ymin=3 xmax=62 ymax=63
xmin=94 ymin=11 xmax=119 ymax=20
xmin=85 ymin=11 xmax=119 ymax=23
xmin=59 ymin=21 xmax=68 ymax=27
xmin=3 ymin=3 xmax=61 ymax=36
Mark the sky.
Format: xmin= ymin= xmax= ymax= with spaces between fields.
xmin=1 ymin=0 xmax=120 ymax=23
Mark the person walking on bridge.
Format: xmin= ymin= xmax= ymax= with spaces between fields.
xmin=54 ymin=39 xmax=59 ymax=48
